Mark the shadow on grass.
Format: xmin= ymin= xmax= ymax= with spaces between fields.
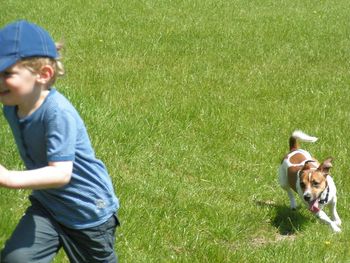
xmin=256 ymin=200 xmax=309 ymax=235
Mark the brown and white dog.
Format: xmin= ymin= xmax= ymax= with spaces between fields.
xmin=278 ymin=130 xmax=341 ymax=232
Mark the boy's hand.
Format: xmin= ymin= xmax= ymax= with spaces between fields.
xmin=0 ymin=164 xmax=9 ymax=186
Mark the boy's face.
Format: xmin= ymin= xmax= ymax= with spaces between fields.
xmin=0 ymin=63 xmax=39 ymax=106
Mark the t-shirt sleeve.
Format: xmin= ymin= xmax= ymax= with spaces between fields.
xmin=45 ymin=109 xmax=77 ymax=162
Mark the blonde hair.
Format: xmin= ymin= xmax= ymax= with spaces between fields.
xmin=18 ymin=42 xmax=65 ymax=86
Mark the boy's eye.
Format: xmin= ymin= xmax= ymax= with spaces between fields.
xmin=5 ymin=71 xmax=14 ymax=75
xmin=1 ymin=71 xmax=12 ymax=77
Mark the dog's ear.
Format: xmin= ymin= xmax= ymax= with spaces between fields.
xmin=318 ymin=157 xmax=333 ymax=176
xmin=302 ymin=160 xmax=316 ymax=171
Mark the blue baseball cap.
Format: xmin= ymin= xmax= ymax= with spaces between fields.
xmin=0 ymin=20 xmax=58 ymax=72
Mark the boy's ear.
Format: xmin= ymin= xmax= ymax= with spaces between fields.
xmin=36 ymin=65 xmax=54 ymax=84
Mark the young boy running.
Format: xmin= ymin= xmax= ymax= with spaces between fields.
xmin=0 ymin=20 xmax=120 ymax=262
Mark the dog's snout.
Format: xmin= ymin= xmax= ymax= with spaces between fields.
xmin=304 ymin=193 xmax=311 ymax=202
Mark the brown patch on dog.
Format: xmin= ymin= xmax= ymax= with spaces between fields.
xmin=298 ymin=158 xmax=332 ymax=201
xmin=287 ymin=166 xmax=302 ymax=192
xmin=299 ymin=170 xmax=327 ymax=198
xmin=284 ymin=154 xmax=319 ymax=193
xmin=289 ymin=153 xmax=306 ymax=164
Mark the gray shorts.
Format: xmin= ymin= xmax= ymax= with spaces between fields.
xmin=0 ymin=197 xmax=119 ymax=263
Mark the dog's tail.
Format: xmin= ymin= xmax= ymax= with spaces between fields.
xmin=289 ymin=130 xmax=318 ymax=151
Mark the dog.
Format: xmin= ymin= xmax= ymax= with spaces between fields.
xmin=278 ymin=130 xmax=341 ymax=232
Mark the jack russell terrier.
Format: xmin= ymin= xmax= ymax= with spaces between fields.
xmin=278 ymin=130 xmax=341 ymax=232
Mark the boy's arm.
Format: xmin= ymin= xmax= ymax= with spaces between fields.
xmin=0 ymin=161 xmax=73 ymax=189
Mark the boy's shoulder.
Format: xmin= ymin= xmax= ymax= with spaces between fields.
xmin=44 ymin=88 xmax=78 ymax=114
xmin=43 ymin=89 xmax=84 ymax=126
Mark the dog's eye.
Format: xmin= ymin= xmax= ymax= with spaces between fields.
xmin=312 ymin=181 xmax=320 ymax=187
xmin=300 ymin=182 xmax=306 ymax=188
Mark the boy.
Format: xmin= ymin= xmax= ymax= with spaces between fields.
xmin=0 ymin=20 xmax=119 ymax=262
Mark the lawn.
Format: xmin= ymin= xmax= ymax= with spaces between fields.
xmin=1 ymin=0 xmax=350 ymax=262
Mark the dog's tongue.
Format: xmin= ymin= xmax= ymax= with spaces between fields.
xmin=309 ymin=199 xmax=320 ymax=213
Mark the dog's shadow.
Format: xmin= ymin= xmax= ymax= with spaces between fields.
xmin=256 ymin=200 xmax=309 ymax=235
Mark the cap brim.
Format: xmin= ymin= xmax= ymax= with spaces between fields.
xmin=0 ymin=56 xmax=18 ymax=72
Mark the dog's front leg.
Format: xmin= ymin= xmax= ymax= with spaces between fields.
xmin=286 ymin=188 xmax=297 ymax=209
xmin=316 ymin=210 xmax=341 ymax=232
xmin=329 ymin=199 xmax=341 ymax=227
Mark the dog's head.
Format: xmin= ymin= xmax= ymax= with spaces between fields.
xmin=298 ymin=158 xmax=333 ymax=212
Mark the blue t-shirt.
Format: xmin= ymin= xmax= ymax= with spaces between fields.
xmin=3 ymin=88 xmax=119 ymax=229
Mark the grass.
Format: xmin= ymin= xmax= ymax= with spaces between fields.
xmin=1 ymin=0 xmax=350 ymax=262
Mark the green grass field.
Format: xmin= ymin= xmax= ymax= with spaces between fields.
xmin=1 ymin=0 xmax=350 ymax=262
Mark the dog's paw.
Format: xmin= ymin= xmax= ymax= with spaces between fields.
xmin=331 ymin=223 xmax=341 ymax=233
xmin=334 ymin=219 xmax=342 ymax=227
